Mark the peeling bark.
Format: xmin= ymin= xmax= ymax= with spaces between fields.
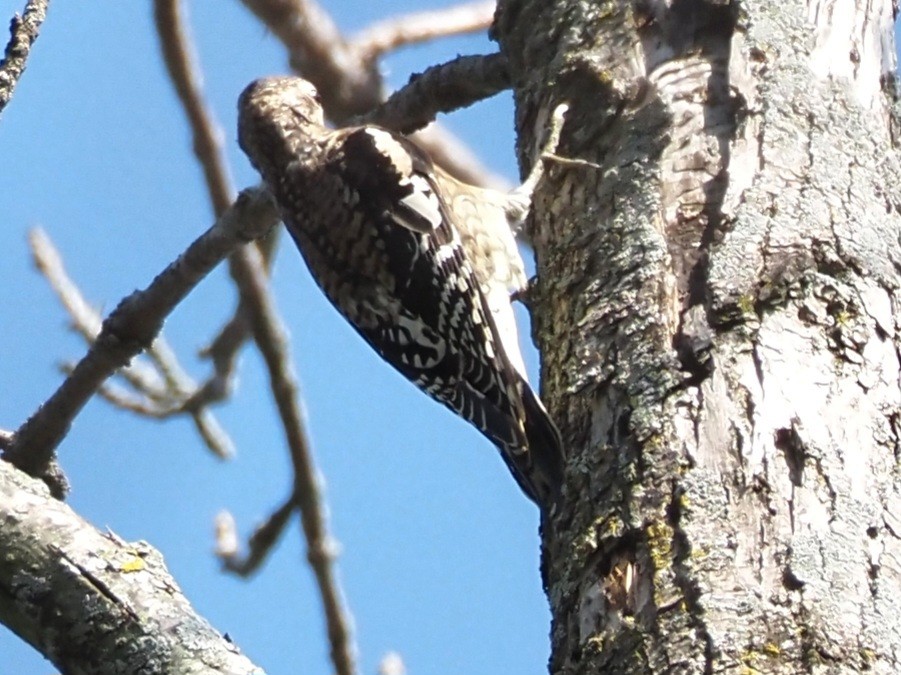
xmin=494 ymin=0 xmax=901 ymax=672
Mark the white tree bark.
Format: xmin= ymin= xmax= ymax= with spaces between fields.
xmin=0 ymin=461 xmax=262 ymax=674
xmin=495 ymin=0 xmax=901 ymax=671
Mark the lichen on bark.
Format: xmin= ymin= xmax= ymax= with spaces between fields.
xmin=494 ymin=0 xmax=901 ymax=671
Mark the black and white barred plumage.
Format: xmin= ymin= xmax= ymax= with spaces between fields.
xmin=237 ymin=76 xmax=563 ymax=509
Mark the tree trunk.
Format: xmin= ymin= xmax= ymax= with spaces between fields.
xmin=494 ymin=0 xmax=901 ymax=672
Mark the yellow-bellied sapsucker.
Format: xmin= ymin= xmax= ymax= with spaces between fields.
xmin=237 ymin=76 xmax=564 ymax=510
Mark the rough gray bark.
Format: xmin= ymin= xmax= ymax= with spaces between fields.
xmin=494 ymin=0 xmax=901 ymax=672
xmin=0 ymin=461 xmax=262 ymax=674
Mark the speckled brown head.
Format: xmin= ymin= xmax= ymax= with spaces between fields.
xmin=237 ymin=76 xmax=325 ymax=176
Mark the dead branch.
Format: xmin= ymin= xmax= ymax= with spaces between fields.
xmin=30 ymin=227 xmax=235 ymax=459
xmin=216 ymin=497 xmax=296 ymax=575
xmin=154 ymin=0 xmax=256 ymax=418
xmin=3 ymin=187 xmax=279 ymax=491
xmin=155 ymin=0 xmax=298 ymax=454
xmin=154 ymin=13 xmax=362 ymax=656
xmin=350 ymin=1 xmax=495 ymax=63
xmin=239 ymin=0 xmax=381 ymax=118
xmin=0 ymin=0 xmax=48 ymax=117
xmin=0 ymin=459 xmax=262 ymax=674
xmin=154 ymin=0 xmax=234 ymax=215
xmin=359 ymin=52 xmax=510 ymax=134
xmin=226 ymin=239 xmax=358 ymax=675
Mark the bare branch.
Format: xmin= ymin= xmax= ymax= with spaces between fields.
xmin=3 ymin=187 xmax=279 ymax=489
xmin=71 ymin=370 xmax=164 ymax=415
xmin=154 ymin=0 xmax=234 ymax=215
xmin=138 ymin=16 xmax=362 ymax=648
xmin=192 ymin=408 xmax=236 ymax=457
xmin=0 ymin=0 xmax=48 ymax=118
xmin=216 ymin=496 xmax=296 ymax=575
xmin=31 ymin=228 xmax=165 ymax=396
xmin=30 ymin=227 xmax=235 ymax=459
xmin=231 ymin=241 xmax=358 ymax=675
xmin=350 ymin=1 xmax=495 ymax=63
xmin=0 ymin=460 xmax=262 ymax=673
xmin=157 ymin=0 xmax=314 ymax=429
xmin=239 ymin=0 xmax=381 ymax=118
xmin=144 ymin=337 xmax=236 ymax=458
xmin=82 ymin=371 xmax=235 ymax=457
xmin=155 ymin=0 xmax=268 ymax=418
xmin=360 ymin=53 xmax=510 ymax=134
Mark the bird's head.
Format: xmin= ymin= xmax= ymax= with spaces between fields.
xmin=237 ymin=76 xmax=325 ymax=172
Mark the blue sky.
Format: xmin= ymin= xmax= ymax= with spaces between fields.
xmin=0 ymin=2 xmax=552 ymax=675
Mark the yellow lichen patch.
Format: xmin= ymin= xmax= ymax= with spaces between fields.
xmin=600 ymin=515 xmax=625 ymax=539
xmin=120 ymin=555 xmax=145 ymax=573
xmin=738 ymin=294 xmax=756 ymax=315
xmin=571 ymin=525 xmax=600 ymax=561
xmin=645 ymin=520 xmax=673 ymax=571
xmin=834 ymin=309 xmax=852 ymax=326
xmin=690 ymin=546 xmax=709 ymax=561
xmin=762 ymin=643 xmax=781 ymax=657
xmin=741 ymin=644 xmax=784 ymax=673
xmin=859 ymin=648 xmax=875 ymax=666
xmin=740 ymin=650 xmax=763 ymax=674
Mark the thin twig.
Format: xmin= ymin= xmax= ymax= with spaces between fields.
xmin=157 ymin=11 xmax=357 ymax=656
xmin=3 ymin=187 xmax=279 ymax=487
xmin=359 ymin=53 xmax=511 ymax=134
xmin=350 ymin=1 xmax=495 ymax=63
xmin=154 ymin=0 xmax=273 ymax=438
xmin=155 ymin=16 xmax=356 ymax=668
xmin=148 ymin=0 xmax=261 ymax=442
xmin=216 ymin=496 xmax=296 ymax=575
xmin=0 ymin=0 xmax=48 ymax=118
xmin=240 ymin=0 xmax=381 ymax=118
xmin=30 ymin=227 xmax=235 ymax=458
xmin=154 ymin=0 xmax=234 ymax=215
xmin=231 ymin=240 xmax=358 ymax=675
xmin=31 ymin=227 xmax=167 ymax=398
xmin=154 ymin=0 xmax=250 ymax=438
xmin=89 ymin=378 xmax=168 ymax=416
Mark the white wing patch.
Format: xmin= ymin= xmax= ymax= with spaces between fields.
xmin=362 ymin=128 xmax=443 ymax=233
xmin=396 ymin=174 xmax=443 ymax=232
xmin=363 ymin=128 xmax=413 ymax=174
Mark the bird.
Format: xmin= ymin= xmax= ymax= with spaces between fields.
xmin=237 ymin=76 xmax=565 ymax=510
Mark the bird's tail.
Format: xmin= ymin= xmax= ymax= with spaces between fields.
xmin=520 ymin=384 xmax=565 ymax=510
xmin=454 ymin=375 xmax=565 ymax=510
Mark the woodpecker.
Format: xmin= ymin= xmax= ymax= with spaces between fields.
xmin=237 ymin=76 xmax=565 ymax=509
